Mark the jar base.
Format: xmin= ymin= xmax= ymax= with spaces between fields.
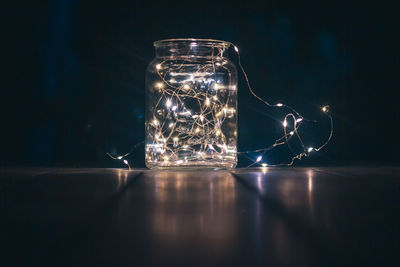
xmin=145 ymin=160 xmax=236 ymax=170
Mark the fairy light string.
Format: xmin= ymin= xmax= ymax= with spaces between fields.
xmin=108 ymin=41 xmax=333 ymax=169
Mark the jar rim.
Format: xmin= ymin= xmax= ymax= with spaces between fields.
xmin=154 ymin=38 xmax=232 ymax=48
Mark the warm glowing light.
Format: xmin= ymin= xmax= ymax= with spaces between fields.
xmin=155 ymin=82 xmax=164 ymax=89
xmin=276 ymin=103 xmax=283 ymax=107
xmin=256 ymin=155 xmax=262 ymax=162
xmin=289 ymin=131 xmax=294 ymax=135
xmin=261 ymin=163 xmax=267 ymax=167
xmin=183 ymin=84 xmax=190 ymax=90
xmin=283 ymin=120 xmax=288 ymax=128
xmin=307 ymin=147 xmax=314 ymax=152
xmin=296 ymin=118 xmax=303 ymax=123
xmin=166 ymin=99 xmax=172 ymax=108
xmin=205 ymin=98 xmax=210 ymax=106
xmin=156 ymin=64 xmax=162 ymax=70
xmin=152 ymin=119 xmax=159 ymax=126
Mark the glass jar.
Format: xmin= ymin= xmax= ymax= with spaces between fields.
xmin=145 ymin=39 xmax=238 ymax=169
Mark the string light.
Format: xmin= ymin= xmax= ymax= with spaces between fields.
xmin=108 ymin=40 xmax=333 ymax=169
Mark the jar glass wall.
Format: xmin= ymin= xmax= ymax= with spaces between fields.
xmin=145 ymin=39 xmax=238 ymax=169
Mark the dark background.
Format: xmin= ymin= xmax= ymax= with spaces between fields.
xmin=2 ymin=0 xmax=399 ymax=168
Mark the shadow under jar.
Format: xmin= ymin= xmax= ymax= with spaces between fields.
xmin=145 ymin=39 xmax=238 ymax=169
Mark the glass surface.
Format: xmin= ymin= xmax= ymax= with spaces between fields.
xmin=145 ymin=39 xmax=238 ymax=169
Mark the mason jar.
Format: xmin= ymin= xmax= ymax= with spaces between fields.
xmin=145 ymin=39 xmax=238 ymax=169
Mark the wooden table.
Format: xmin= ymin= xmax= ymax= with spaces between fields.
xmin=1 ymin=167 xmax=400 ymax=265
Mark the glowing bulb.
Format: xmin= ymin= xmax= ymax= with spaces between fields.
xmin=156 ymin=64 xmax=161 ymax=70
xmin=183 ymin=84 xmax=190 ymax=90
xmin=261 ymin=163 xmax=267 ymax=167
xmin=322 ymin=106 xmax=329 ymax=113
xmin=282 ymin=120 xmax=288 ymax=128
xmin=234 ymin=46 xmax=239 ymax=52
xmin=155 ymin=82 xmax=164 ymax=89
xmin=195 ymin=127 xmax=200 ymax=133
xmin=152 ymin=119 xmax=159 ymax=126
xmin=199 ymin=115 xmax=204 ymax=121
xmin=276 ymin=103 xmax=283 ymax=107
xmin=256 ymin=155 xmax=262 ymax=162
xmin=307 ymin=147 xmax=314 ymax=152
xmin=166 ymin=99 xmax=172 ymax=108
xmin=172 ymin=105 xmax=177 ymax=111
xmin=176 ymin=160 xmax=184 ymax=164
xmin=289 ymin=131 xmax=294 ymax=135
xmin=213 ymin=95 xmax=218 ymax=101
xmin=214 ymin=84 xmax=220 ymax=90
xmin=169 ymin=123 xmax=173 ymax=128
xmin=296 ymin=118 xmax=303 ymax=123
xmin=117 ymin=156 xmax=123 ymax=160
xmin=205 ymin=98 xmax=210 ymax=106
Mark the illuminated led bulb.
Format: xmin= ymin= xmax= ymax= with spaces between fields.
xmin=183 ymin=84 xmax=190 ymax=90
xmin=195 ymin=127 xmax=201 ymax=133
xmin=169 ymin=78 xmax=176 ymax=83
xmin=152 ymin=119 xmax=159 ymax=126
xmin=322 ymin=106 xmax=329 ymax=113
xmin=289 ymin=131 xmax=294 ymax=136
xmin=214 ymin=84 xmax=220 ymax=90
xmin=276 ymin=103 xmax=283 ymax=107
xmin=117 ymin=156 xmax=123 ymax=160
xmin=155 ymin=82 xmax=164 ymax=89
xmin=216 ymin=129 xmax=221 ymax=136
xmin=169 ymin=123 xmax=173 ymax=128
xmin=166 ymin=99 xmax=172 ymax=108
xmin=282 ymin=120 xmax=288 ymax=128
xmin=234 ymin=46 xmax=239 ymax=52
xmin=176 ymin=160 xmax=184 ymax=164
xmin=205 ymin=98 xmax=210 ymax=106
xmin=261 ymin=163 xmax=268 ymax=167
xmin=199 ymin=115 xmax=204 ymax=122
xmin=307 ymin=147 xmax=314 ymax=152
xmin=256 ymin=156 xmax=262 ymax=162
xmin=172 ymin=105 xmax=177 ymax=111
xmin=215 ymin=62 xmax=221 ymax=66
xmin=296 ymin=118 xmax=303 ymax=123
xmin=213 ymin=95 xmax=218 ymax=101
xmin=156 ymin=64 xmax=161 ymax=70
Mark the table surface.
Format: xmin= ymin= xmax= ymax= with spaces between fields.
xmin=1 ymin=167 xmax=400 ymax=266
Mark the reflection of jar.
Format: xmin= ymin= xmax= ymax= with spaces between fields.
xmin=145 ymin=39 xmax=238 ymax=169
